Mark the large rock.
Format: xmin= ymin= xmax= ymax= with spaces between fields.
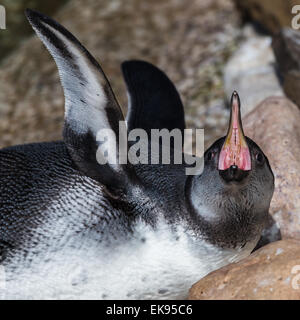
xmin=224 ymin=25 xmax=284 ymax=117
xmin=189 ymin=239 xmax=300 ymax=299
xmin=0 ymin=0 xmax=241 ymax=149
xmin=244 ymin=97 xmax=300 ymax=240
xmin=272 ymin=28 xmax=300 ymax=108
xmin=234 ymin=0 xmax=298 ymax=34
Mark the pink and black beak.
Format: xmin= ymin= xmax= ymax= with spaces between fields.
xmin=218 ymin=91 xmax=251 ymax=182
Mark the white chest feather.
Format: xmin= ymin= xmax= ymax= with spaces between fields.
xmin=2 ymin=220 xmax=256 ymax=300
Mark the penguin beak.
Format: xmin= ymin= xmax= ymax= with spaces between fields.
xmin=218 ymin=91 xmax=251 ymax=171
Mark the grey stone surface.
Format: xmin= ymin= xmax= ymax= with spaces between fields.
xmin=224 ymin=25 xmax=284 ymax=117
xmin=272 ymin=27 xmax=300 ymax=108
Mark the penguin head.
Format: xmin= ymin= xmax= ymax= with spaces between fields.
xmin=186 ymin=91 xmax=274 ymax=246
xmin=207 ymin=91 xmax=273 ymax=187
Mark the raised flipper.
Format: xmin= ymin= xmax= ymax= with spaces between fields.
xmin=26 ymin=9 xmax=131 ymax=192
xmin=122 ymin=60 xmax=185 ymax=135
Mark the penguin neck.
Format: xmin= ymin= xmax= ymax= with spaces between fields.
xmin=195 ymin=204 xmax=268 ymax=249
xmin=185 ymin=185 xmax=269 ymax=249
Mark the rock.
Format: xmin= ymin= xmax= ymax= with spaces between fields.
xmin=243 ymin=97 xmax=300 ymax=240
xmin=253 ymin=214 xmax=281 ymax=250
xmin=234 ymin=0 xmax=298 ymax=34
xmin=272 ymin=28 xmax=300 ymax=108
xmin=0 ymin=0 xmax=241 ymax=149
xmin=283 ymin=71 xmax=300 ymax=108
xmin=189 ymin=239 xmax=300 ymax=299
xmin=272 ymin=28 xmax=300 ymax=75
xmin=224 ymin=25 xmax=284 ymax=117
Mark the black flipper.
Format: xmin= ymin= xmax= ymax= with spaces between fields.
xmin=122 ymin=60 xmax=185 ymax=134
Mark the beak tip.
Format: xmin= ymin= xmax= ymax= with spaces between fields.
xmin=231 ymin=90 xmax=239 ymax=101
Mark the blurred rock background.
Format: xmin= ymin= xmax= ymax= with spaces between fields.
xmin=0 ymin=0 xmax=66 ymax=62
xmin=0 ymin=0 xmax=241 ymax=148
xmin=1 ymin=0 xmax=300 ymax=300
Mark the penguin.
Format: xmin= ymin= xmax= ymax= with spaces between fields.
xmin=0 ymin=9 xmax=274 ymax=300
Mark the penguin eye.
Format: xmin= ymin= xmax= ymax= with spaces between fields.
xmin=206 ymin=151 xmax=215 ymax=161
xmin=255 ymin=152 xmax=264 ymax=165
